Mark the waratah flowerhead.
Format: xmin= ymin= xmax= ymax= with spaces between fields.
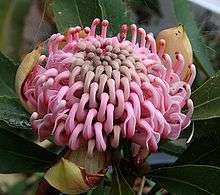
xmin=16 ymin=19 xmax=196 ymax=154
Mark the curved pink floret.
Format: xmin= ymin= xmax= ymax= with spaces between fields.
xmin=23 ymin=19 xmax=196 ymax=154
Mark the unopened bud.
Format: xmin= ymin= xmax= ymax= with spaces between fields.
xmin=44 ymin=146 xmax=108 ymax=194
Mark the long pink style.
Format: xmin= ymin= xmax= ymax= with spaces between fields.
xmin=23 ymin=19 xmax=196 ymax=154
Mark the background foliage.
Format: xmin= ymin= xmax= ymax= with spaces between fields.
xmin=0 ymin=0 xmax=219 ymax=194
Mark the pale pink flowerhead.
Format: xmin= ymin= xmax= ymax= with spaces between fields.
xmin=21 ymin=19 xmax=196 ymax=154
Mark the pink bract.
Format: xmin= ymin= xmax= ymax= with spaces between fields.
xmin=22 ymin=19 xmax=196 ymax=154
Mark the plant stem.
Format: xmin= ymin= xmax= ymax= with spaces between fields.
xmin=137 ymin=176 xmax=146 ymax=195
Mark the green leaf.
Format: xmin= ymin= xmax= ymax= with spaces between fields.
xmin=158 ymin=140 xmax=185 ymax=157
xmin=0 ymin=120 xmax=36 ymax=141
xmin=110 ymin=162 xmax=135 ymax=195
xmin=0 ymin=96 xmax=35 ymax=140
xmin=0 ymin=127 xmax=58 ymax=173
xmin=194 ymin=118 xmax=220 ymax=138
xmin=0 ymin=96 xmax=30 ymax=130
xmin=0 ymin=0 xmax=31 ymax=59
xmin=98 ymin=0 xmax=132 ymax=36
xmin=192 ymin=71 xmax=220 ymax=120
xmin=0 ymin=52 xmax=18 ymax=96
xmin=52 ymin=0 xmax=102 ymax=32
xmin=7 ymin=181 xmax=26 ymax=195
xmin=150 ymin=165 xmax=220 ymax=194
xmin=52 ymin=0 xmax=133 ymax=36
xmin=126 ymin=0 xmax=162 ymax=19
xmin=176 ymin=137 xmax=220 ymax=166
xmin=87 ymin=183 xmax=106 ymax=195
xmin=172 ymin=0 xmax=215 ymax=77
xmin=181 ymin=119 xmax=220 ymax=139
